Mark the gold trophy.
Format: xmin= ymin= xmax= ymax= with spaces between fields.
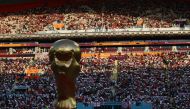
xmin=49 ymin=39 xmax=81 ymax=109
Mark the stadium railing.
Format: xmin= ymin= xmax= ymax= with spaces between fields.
xmin=77 ymin=101 xmax=152 ymax=109
xmin=0 ymin=27 xmax=190 ymax=40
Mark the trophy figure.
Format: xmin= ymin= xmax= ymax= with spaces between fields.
xmin=49 ymin=39 xmax=81 ymax=109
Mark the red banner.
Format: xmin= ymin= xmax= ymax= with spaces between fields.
xmin=0 ymin=1 xmax=43 ymax=12
xmin=0 ymin=0 xmax=91 ymax=12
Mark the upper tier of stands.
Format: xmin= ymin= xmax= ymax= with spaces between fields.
xmin=0 ymin=0 xmax=190 ymax=34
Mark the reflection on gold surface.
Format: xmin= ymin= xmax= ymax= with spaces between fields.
xmin=49 ymin=39 xmax=81 ymax=109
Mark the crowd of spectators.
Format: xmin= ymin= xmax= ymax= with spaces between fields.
xmin=0 ymin=58 xmax=55 ymax=109
xmin=78 ymin=52 xmax=190 ymax=109
xmin=0 ymin=51 xmax=190 ymax=108
xmin=0 ymin=0 xmax=190 ymax=34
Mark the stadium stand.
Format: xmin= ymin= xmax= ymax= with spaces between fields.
xmin=0 ymin=0 xmax=190 ymax=109
xmin=0 ymin=0 xmax=190 ymax=34
xmin=0 ymin=50 xmax=190 ymax=109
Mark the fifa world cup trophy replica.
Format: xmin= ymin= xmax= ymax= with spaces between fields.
xmin=49 ymin=39 xmax=81 ymax=109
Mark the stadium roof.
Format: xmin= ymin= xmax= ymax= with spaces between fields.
xmin=0 ymin=0 xmax=189 ymax=5
xmin=0 ymin=0 xmax=36 ymax=4
xmin=0 ymin=0 xmax=189 ymax=12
